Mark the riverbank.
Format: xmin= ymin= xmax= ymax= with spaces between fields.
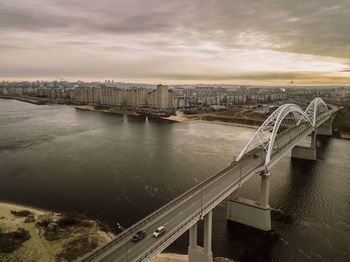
xmin=164 ymin=110 xmax=260 ymax=129
xmin=151 ymin=254 xmax=235 ymax=262
xmin=0 ymin=95 xmax=72 ymax=105
xmin=1 ymin=95 xmax=349 ymax=138
xmin=0 ymin=201 xmax=235 ymax=262
xmin=74 ymin=105 xmax=259 ymax=128
xmin=75 ymin=105 xmax=350 ymax=139
xmin=72 ymin=104 xmax=259 ymax=129
xmin=0 ymin=96 xmax=260 ymax=129
xmin=332 ymin=104 xmax=350 ymax=139
xmin=0 ymin=202 xmax=114 ymax=262
xmin=152 ymin=253 xmax=188 ymax=262
xmin=73 ymin=104 xmax=139 ymax=116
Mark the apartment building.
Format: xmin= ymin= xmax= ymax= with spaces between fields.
xmin=74 ymin=84 xmax=174 ymax=110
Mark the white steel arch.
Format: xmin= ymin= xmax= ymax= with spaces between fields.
xmin=237 ymin=104 xmax=313 ymax=167
xmin=304 ymin=98 xmax=329 ymax=126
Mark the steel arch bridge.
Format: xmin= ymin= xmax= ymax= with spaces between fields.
xmin=304 ymin=97 xmax=329 ymax=126
xmin=237 ymin=97 xmax=330 ymax=167
xmin=81 ymin=97 xmax=339 ymax=262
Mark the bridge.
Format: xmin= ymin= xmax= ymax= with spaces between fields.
xmin=81 ymin=98 xmax=340 ymax=262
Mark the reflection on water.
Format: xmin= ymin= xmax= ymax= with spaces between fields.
xmin=0 ymin=99 xmax=349 ymax=261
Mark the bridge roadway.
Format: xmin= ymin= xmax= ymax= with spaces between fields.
xmin=81 ymin=106 xmax=338 ymax=262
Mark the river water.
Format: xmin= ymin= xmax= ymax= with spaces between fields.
xmin=0 ymin=98 xmax=349 ymax=261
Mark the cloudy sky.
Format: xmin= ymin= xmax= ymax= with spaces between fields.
xmin=1 ymin=0 xmax=350 ymax=85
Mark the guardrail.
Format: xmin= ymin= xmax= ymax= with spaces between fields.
xmin=81 ymin=152 xmax=249 ymax=261
xmin=137 ymin=151 xmax=264 ymax=261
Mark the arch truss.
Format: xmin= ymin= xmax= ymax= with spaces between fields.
xmin=237 ymin=104 xmax=313 ymax=167
xmin=303 ymin=97 xmax=329 ymax=126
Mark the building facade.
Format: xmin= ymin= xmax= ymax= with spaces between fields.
xmin=74 ymin=84 xmax=175 ymax=110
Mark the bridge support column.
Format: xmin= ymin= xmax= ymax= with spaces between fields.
xmin=291 ymin=131 xmax=316 ymax=160
xmin=316 ymin=117 xmax=333 ymax=136
xmin=188 ymin=211 xmax=213 ymax=262
xmin=227 ymin=171 xmax=271 ymax=231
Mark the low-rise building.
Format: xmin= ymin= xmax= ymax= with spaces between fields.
xmin=253 ymin=104 xmax=269 ymax=114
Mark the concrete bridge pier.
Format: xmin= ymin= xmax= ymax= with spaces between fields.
xmin=316 ymin=117 xmax=334 ymax=136
xmin=226 ymin=171 xmax=271 ymax=231
xmin=188 ymin=211 xmax=213 ymax=262
xmin=291 ymin=131 xmax=316 ymax=160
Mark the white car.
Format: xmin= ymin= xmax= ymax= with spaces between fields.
xmin=153 ymin=226 xmax=165 ymax=238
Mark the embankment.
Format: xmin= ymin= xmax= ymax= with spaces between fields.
xmin=333 ymin=105 xmax=350 ymax=139
xmin=0 ymin=202 xmax=114 ymax=262
xmin=2 ymin=96 xmax=349 ymax=138
xmin=0 ymin=95 xmax=72 ymax=105
xmin=0 ymin=202 xmax=235 ymax=262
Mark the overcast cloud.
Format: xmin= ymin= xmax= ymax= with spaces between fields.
xmin=1 ymin=0 xmax=349 ymax=84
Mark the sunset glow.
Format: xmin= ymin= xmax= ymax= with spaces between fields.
xmin=1 ymin=0 xmax=349 ymax=85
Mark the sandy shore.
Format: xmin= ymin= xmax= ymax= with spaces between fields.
xmin=151 ymin=254 xmax=236 ymax=262
xmin=151 ymin=253 xmax=188 ymax=262
xmin=0 ymin=202 xmax=181 ymax=262
xmin=0 ymin=202 xmax=235 ymax=262
xmin=0 ymin=202 xmax=114 ymax=262
xmin=164 ymin=111 xmax=259 ymax=129
xmin=72 ymin=104 xmax=139 ymax=117
xmin=0 ymin=202 xmax=48 ymax=217
xmin=73 ymin=105 xmax=259 ymax=129
xmin=151 ymin=254 xmax=235 ymax=262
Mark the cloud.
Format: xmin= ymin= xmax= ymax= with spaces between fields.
xmin=152 ymin=71 xmax=347 ymax=82
xmin=0 ymin=0 xmax=350 ymax=83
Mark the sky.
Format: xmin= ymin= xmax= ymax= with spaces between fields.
xmin=1 ymin=0 xmax=350 ymax=85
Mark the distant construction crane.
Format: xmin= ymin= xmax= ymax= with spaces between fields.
xmin=289 ymin=80 xmax=294 ymax=88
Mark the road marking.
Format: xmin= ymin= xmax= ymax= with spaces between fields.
xmin=128 ymin=249 xmax=132 ymax=252
xmin=179 ymin=211 xmax=183 ymax=215
xmin=164 ymin=222 xmax=169 ymax=226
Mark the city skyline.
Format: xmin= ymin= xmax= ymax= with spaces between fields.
xmin=1 ymin=0 xmax=350 ymax=85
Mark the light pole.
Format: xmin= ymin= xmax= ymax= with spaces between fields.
xmin=116 ymin=222 xmax=128 ymax=262
xmin=194 ymin=178 xmax=203 ymax=219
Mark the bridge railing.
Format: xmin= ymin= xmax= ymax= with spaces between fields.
xmin=137 ymin=151 xmax=267 ymax=261
xmin=81 ymin=155 xmax=247 ymax=261
xmin=138 ymin=209 xmax=202 ymax=261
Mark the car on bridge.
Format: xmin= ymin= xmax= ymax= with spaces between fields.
xmin=132 ymin=230 xmax=146 ymax=242
xmin=153 ymin=226 xmax=165 ymax=238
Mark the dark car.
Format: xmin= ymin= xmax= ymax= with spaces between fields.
xmin=132 ymin=230 xmax=146 ymax=242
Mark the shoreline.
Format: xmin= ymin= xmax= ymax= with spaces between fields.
xmin=0 ymin=201 xmax=114 ymax=261
xmin=1 ymin=95 xmax=349 ymax=138
xmin=73 ymin=104 xmax=260 ymax=129
xmin=151 ymin=253 xmax=188 ymax=262
xmin=0 ymin=201 xmax=50 ymax=215
xmin=162 ymin=111 xmax=260 ymax=129
xmin=71 ymin=104 xmax=139 ymax=117
xmin=0 ymin=201 xmax=233 ymax=262
xmin=0 ymin=96 xmax=260 ymax=129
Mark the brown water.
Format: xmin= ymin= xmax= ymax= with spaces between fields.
xmin=0 ymin=98 xmax=349 ymax=261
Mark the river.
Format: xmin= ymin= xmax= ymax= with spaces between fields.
xmin=0 ymin=98 xmax=349 ymax=261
